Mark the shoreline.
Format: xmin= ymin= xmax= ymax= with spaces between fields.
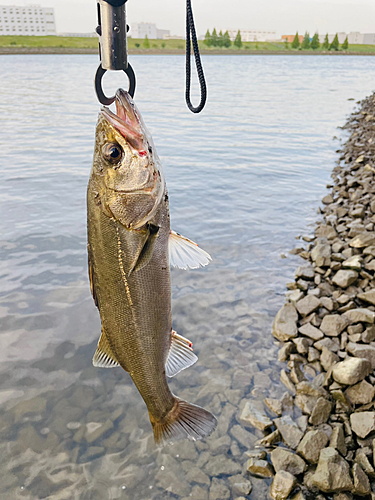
xmin=1 ymin=47 xmax=375 ymax=56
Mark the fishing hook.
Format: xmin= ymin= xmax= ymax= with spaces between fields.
xmin=95 ymin=63 xmax=136 ymax=105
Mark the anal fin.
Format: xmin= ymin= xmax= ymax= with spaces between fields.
xmin=93 ymin=329 xmax=121 ymax=369
xmin=168 ymin=230 xmax=212 ymax=270
xmin=166 ymin=331 xmax=198 ymax=377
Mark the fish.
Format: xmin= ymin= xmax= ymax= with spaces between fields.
xmin=87 ymin=89 xmax=217 ymax=445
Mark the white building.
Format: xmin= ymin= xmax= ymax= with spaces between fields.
xmin=129 ymin=23 xmax=170 ymax=39
xmin=227 ymin=30 xmax=277 ymax=42
xmin=318 ymin=32 xmax=375 ymax=45
xmin=0 ymin=4 xmax=55 ymax=35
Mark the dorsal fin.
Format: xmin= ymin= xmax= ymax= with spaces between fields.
xmin=168 ymin=231 xmax=212 ymax=270
xmin=165 ymin=331 xmax=198 ymax=377
xmin=93 ymin=329 xmax=121 ymax=369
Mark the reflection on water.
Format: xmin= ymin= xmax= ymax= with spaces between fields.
xmin=1 ymin=54 xmax=375 ymax=499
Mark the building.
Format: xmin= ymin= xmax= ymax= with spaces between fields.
xmin=129 ymin=23 xmax=170 ymax=39
xmin=227 ymin=30 xmax=277 ymax=42
xmin=282 ymin=34 xmax=304 ymax=43
xmin=0 ymin=4 xmax=55 ymax=35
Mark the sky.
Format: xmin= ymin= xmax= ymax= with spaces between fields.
xmin=5 ymin=0 xmax=375 ymax=37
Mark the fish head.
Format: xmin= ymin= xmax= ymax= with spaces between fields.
xmin=92 ymin=89 xmax=165 ymax=229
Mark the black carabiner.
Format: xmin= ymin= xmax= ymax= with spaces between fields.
xmin=95 ymin=63 xmax=136 ymax=106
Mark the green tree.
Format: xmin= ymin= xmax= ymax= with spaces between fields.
xmin=204 ymin=29 xmax=212 ymax=47
xmin=223 ymin=30 xmax=231 ymax=48
xmin=211 ymin=28 xmax=218 ymax=47
xmin=342 ymin=36 xmax=349 ymax=50
xmin=301 ymin=32 xmax=310 ymax=49
xmin=143 ymin=35 xmax=150 ymax=48
xmin=322 ymin=33 xmax=329 ymax=50
xmin=310 ymin=32 xmax=320 ymax=50
xmin=330 ymin=33 xmax=339 ymax=51
xmin=284 ymin=39 xmax=289 ymax=49
xmin=291 ymin=32 xmax=300 ymax=49
xmin=217 ymin=30 xmax=224 ymax=47
xmin=234 ymin=30 xmax=242 ymax=48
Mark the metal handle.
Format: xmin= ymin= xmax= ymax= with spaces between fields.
xmin=97 ymin=0 xmax=128 ymax=71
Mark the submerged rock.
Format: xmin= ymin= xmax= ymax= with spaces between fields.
xmin=272 ymin=304 xmax=298 ymax=341
xmin=270 ymin=471 xmax=297 ymax=500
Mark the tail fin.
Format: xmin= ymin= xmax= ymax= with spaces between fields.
xmin=150 ymin=398 xmax=217 ymax=446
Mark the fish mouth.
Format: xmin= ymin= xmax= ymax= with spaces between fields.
xmin=100 ymin=89 xmax=144 ymax=151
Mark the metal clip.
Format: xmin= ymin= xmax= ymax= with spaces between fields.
xmin=95 ymin=0 xmax=136 ymax=104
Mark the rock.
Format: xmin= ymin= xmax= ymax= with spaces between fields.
xmin=350 ymin=412 xmax=375 ymax=438
xmin=296 ymin=430 xmax=329 ymax=464
xmin=355 ymin=452 xmax=375 ymax=478
xmin=316 ymin=226 xmax=337 ymax=240
xmin=295 ymin=265 xmax=315 ymax=280
xmin=330 ymin=424 xmax=347 ymax=456
xmin=345 ymin=380 xmax=375 ymax=405
xmin=320 ymin=346 xmax=340 ymax=371
xmin=270 ymin=447 xmax=307 ymax=475
xmin=280 ymin=370 xmax=296 ymax=395
xmin=291 ymin=493 xmax=306 ymax=500
xmin=342 ymin=255 xmax=362 ymax=271
xmin=265 ymin=398 xmax=283 ymax=416
xmin=349 ymin=232 xmax=375 ymax=248
xmin=85 ymin=420 xmax=113 ymax=443
xmin=230 ymin=425 xmax=257 ymax=448
xmin=346 ymin=343 xmax=375 ymax=368
xmin=205 ymin=455 xmax=242 ymax=476
xmin=362 ymin=325 xmax=375 ymax=343
xmin=186 ymin=485 xmax=208 ymax=500
xmin=209 ymin=478 xmax=230 ymax=500
xmin=228 ymin=476 xmax=252 ymax=496
xmin=320 ymin=296 xmax=334 ymax=311
xmin=270 ymin=471 xmax=297 ymax=500
xmin=278 ymin=342 xmax=295 ymax=362
xmin=322 ymin=194 xmax=334 ymax=205
xmin=274 ymin=415 xmax=304 ymax=449
xmin=344 ymin=308 xmax=375 ymax=324
xmin=333 ymin=493 xmax=352 ymax=500
xmin=315 ymin=336 xmax=340 ymax=352
xmin=209 ymin=435 xmax=231 ymax=455
xmin=332 ymin=357 xmax=372 ymax=385
xmin=293 ymin=337 xmax=311 ymax=355
xmin=320 ymin=314 xmax=349 ymax=337
xmin=332 ymin=270 xmax=358 ymax=288
xmin=358 ymin=290 xmax=375 ymax=305
xmin=258 ymin=429 xmax=281 ymax=447
xmin=311 ymin=447 xmax=353 ymax=493
xmin=246 ymin=458 xmax=274 ymax=478
xmin=186 ymin=467 xmax=211 ymax=486
xmin=239 ymin=401 xmax=273 ymax=431
xmin=298 ymin=323 xmax=324 ymax=341
xmin=352 ymin=463 xmax=370 ymax=496
xmin=309 ymin=397 xmax=333 ymax=426
xmin=272 ymin=304 xmax=298 ymax=341
xmin=295 ymin=295 xmax=321 ymax=317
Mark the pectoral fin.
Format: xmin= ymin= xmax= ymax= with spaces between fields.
xmin=88 ymin=249 xmax=99 ymax=308
xmin=93 ymin=329 xmax=121 ymax=369
xmin=128 ymin=223 xmax=159 ymax=276
xmin=165 ymin=331 xmax=198 ymax=377
xmin=168 ymin=230 xmax=212 ymax=270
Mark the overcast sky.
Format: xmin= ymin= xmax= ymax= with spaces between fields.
xmin=8 ymin=0 xmax=375 ymax=36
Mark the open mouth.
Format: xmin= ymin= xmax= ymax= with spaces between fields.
xmin=101 ymin=89 xmax=144 ymax=151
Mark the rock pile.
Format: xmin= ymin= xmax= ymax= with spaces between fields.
xmin=244 ymin=94 xmax=375 ymax=499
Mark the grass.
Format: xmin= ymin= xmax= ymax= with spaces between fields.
xmin=0 ymin=36 xmax=375 ymax=54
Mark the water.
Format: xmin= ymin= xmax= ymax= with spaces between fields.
xmin=0 ymin=54 xmax=375 ymax=499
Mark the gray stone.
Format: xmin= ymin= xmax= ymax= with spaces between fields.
xmin=258 ymin=429 xmax=281 ymax=447
xmin=229 ymin=425 xmax=256 ymax=448
xmin=295 ymin=265 xmax=315 ymax=280
xmin=293 ymin=337 xmax=311 ymax=355
xmin=320 ymin=346 xmax=340 ymax=371
xmin=345 ymin=379 xmax=375 ymax=405
xmin=291 ymin=493 xmax=306 ymax=500
xmin=316 ymin=226 xmax=337 ymax=240
xmin=185 ymin=486 xmax=208 ymax=500
xmin=239 ymin=401 xmax=273 ymax=431
xmin=349 ymin=232 xmax=375 ymax=248
xmin=311 ymin=240 xmax=332 ymax=264
xmin=309 ymin=397 xmax=333 ymax=426
xmin=342 ymin=255 xmax=362 ymax=271
xmin=272 ymin=304 xmax=298 ymax=342
xmin=354 ymin=452 xmax=375 ymax=478
xmin=296 ymin=295 xmax=321 ymax=317
xmin=278 ymin=342 xmax=294 ymax=362
xmin=315 ymin=337 xmax=340 ymax=352
xmin=350 ymin=412 xmax=375 ymax=438
xmin=228 ymin=476 xmax=252 ymax=496
xmin=332 ymin=270 xmax=358 ymax=288
xmin=186 ymin=467 xmax=211 ymax=486
xmin=311 ymin=447 xmax=353 ymax=492
xmin=209 ymin=478 xmax=230 ymax=500
xmin=85 ymin=420 xmax=113 ymax=443
xmin=298 ymin=323 xmax=324 ymax=341
xmin=358 ymin=290 xmax=375 ymax=305
xmin=333 ymin=493 xmax=353 ymax=500
xmin=270 ymin=447 xmax=307 ymax=475
xmin=352 ymin=463 xmax=370 ymax=496
xmin=265 ymin=398 xmax=283 ymax=416
xmin=332 ymin=357 xmax=372 ymax=385
xmin=321 ymin=296 xmax=334 ymax=311
xmin=209 ymin=435 xmax=231 ymax=455
xmin=246 ymin=458 xmax=274 ymax=478
xmin=274 ymin=415 xmax=304 ymax=450
xmin=297 ymin=430 xmax=329 ymax=464
xmin=344 ymin=308 xmax=375 ymax=324
xmin=320 ymin=314 xmax=350 ymax=337
xmin=362 ymin=325 xmax=375 ymax=343
xmin=280 ymin=369 xmax=296 ymax=395
xmin=346 ymin=342 xmax=375 ymax=368
xmin=205 ymin=455 xmax=242 ymax=476
xmin=270 ymin=471 xmax=297 ymax=500
xmin=330 ymin=424 xmax=346 ymax=456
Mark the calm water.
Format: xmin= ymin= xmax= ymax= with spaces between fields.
xmin=1 ymin=54 xmax=375 ymax=500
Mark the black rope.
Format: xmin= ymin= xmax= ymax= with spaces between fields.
xmin=186 ymin=0 xmax=207 ymax=113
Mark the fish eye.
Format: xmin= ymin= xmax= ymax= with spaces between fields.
xmin=103 ymin=143 xmax=123 ymax=164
